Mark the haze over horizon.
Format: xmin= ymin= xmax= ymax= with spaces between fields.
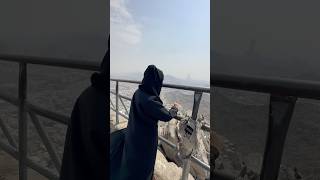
xmin=0 ymin=0 xmax=108 ymax=60
xmin=111 ymin=71 xmax=210 ymax=87
xmin=110 ymin=0 xmax=210 ymax=82
xmin=213 ymin=0 xmax=320 ymax=81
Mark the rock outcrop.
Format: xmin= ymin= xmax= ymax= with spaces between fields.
xmin=158 ymin=116 xmax=210 ymax=180
xmin=213 ymin=133 xmax=304 ymax=180
xmin=111 ymin=109 xmax=210 ymax=180
xmin=154 ymin=150 xmax=194 ymax=180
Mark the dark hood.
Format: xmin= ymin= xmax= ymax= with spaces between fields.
xmin=100 ymin=35 xmax=109 ymax=76
xmin=139 ymin=65 xmax=164 ymax=96
xmin=91 ymin=35 xmax=109 ymax=92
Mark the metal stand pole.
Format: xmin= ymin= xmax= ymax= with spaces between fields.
xmin=260 ymin=95 xmax=297 ymax=180
xmin=181 ymin=91 xmax=202 ymax=180
xmin=18 ymin=62 xmax=28 ymax=180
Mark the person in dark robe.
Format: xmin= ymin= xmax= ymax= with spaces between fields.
xmin=110 ymin=65 xmax=179 ymax=180
xmin=59 ymin=36 xmax=109 ymax=180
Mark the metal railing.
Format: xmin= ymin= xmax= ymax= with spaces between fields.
xmin=212 ymin=72 xmax=320 ymax=180
xmin=110 ymin=78 xmax=210 ymax=180
xmin=3 ymin=53 xmax=316 ymax=180
xmin=0 ymin=54 xmax=210 ymax=180
xmin=0 ymin=54 xmax=100 ymax=180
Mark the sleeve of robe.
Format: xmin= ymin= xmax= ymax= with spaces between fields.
xmin=143 ymin=96 xmax=173 ymax=122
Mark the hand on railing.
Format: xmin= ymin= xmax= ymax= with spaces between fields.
xmin=169 ymin=102 xmax=180 ymax=118
xmin=174 ymin=115 xmax=183 ymax=121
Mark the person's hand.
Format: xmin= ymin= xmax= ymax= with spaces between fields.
xmin=169 ymin=103 xmax=179 ymax=118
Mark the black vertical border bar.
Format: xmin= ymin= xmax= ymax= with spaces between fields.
xmin=19 ymin=62 xmax=28 ymax=180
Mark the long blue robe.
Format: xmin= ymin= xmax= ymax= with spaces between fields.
xmin=110 ymin=65 xmax=174 ymax=180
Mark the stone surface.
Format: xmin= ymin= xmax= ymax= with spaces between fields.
xmin=159 ymin=118 xmax=210 ymax=180
xmin=213 ymin=133 xmax=305 ymax=180
xmin=110 ymin=110 xmax=209 ymax=180
xmin=0 ymin=150 xmax=48 ymax=180
xmin=154 ymin=150 xmax=194 ymax=180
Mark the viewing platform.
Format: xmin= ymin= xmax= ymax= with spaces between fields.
xmin=0 ymin=54 xmax=210 ymax=180
xmin=2 ymin=54 xmax=317 ymax=179
xmin=110 ymin=78 xmax=210 ymax=180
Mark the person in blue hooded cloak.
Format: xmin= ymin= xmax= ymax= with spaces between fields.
xmin=110 ymin=65 xmax=179 ymax=180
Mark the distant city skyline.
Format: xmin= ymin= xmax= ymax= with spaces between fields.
xmin=110 ymin=0 xmax=210 ymax=81
xmin=111 ymin=71 xmax=209 ymax=87
xmin=111 ymin=71 xmax=206 ymax=82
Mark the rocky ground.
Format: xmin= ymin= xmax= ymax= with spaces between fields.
xmin=0 ymin=62 xmax=92 ymax=179
xmin=0 ymin=149 xmax=47 ymax=180
xmin=158 ymin=118 xmax=210 ymax=180
xmin=213 ymin=131 xmax=304 ymax=180
xmin=213 ymin=87 xmax=320 ymax=179
xmin=111 ymin=105 xmax=210 ymax=180
xmin=154 ymin=149 xmax=194 ymax=180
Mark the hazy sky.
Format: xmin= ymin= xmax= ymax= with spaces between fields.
xmin=213 ymin=0 xmax=320 ymax=80
xmin=110 ymin=0 xmax=210 ymax=81
xmin=0 ymin=0 xmax=108 ymax=60
xmin=214 ymin=0 xmax=320 ymax=58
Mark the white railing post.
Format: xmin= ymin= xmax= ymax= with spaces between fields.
xmin=115 ymin=81 xmax=119 ymax=125
xmin=18 ymin=62 xmax=28 ymax=180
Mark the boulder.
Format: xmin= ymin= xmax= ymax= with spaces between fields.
xmin=213 ymin=134 xmax=304 ymax=180
xmin=159 ymin=118 xmax=209 ymax=180
xmin=154 ymin=150 xmax=194 ymax=180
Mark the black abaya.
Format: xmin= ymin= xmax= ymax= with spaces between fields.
xmin=59 ymin=36 xmax=109 ymax=180
xmin=110 ymin=65 xmax=177 ymax=180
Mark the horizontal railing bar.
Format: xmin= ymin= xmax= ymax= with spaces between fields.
xmin=110 ymin=91 xmax=132 ymax=101
xmin=0 ymin=54 xmax=100 ymax=71
xmin=158 ymin=136 xmax=176 ymax=149
xmin=110 ymin=92 xmax=210 ymax=132
xmin=158 ymin=136 xmax=210 ymax=171
xmin=110 ymin=107 xmax=213 ymax=133
xmin=0 ymin=92 xmax=205 ymax=133
xmin=26 ymin=103 xmax=69 ymax=125
xmin=0 ymin=91 xmax=19 ymax=106
xmin=212 ymin=73 xmax=320 ymax=100
xmin=190 ymin=156 xmax=210 ymax=172
xmin=110 ymin=79 xmax=210 ymax=93
xmin=0 ymin=92 xmax=69 ymax=125
xmin=110 ymin=107 xmax=129 ymax=119
xmin=0 ymin=54 xmax=209 ymax=93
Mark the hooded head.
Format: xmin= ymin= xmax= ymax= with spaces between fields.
xmin=91 ymin=35 xmax=109 ymax=91
xmin=139 ymin=65 xmax=164 ymax=96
